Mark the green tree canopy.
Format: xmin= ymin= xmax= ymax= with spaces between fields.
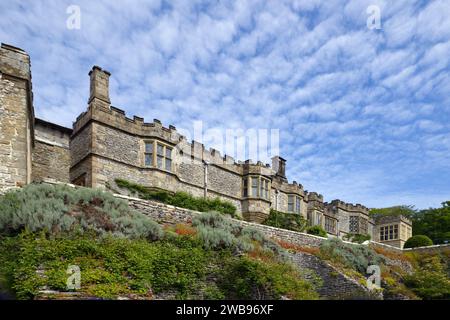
xmin=369 ymin=205 xmax=416 ymax=220
xmin=412 ymin=201 xmax=450 ymax=245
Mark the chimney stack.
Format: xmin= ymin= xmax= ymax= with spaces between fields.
xmin=272 ymin=156 xmax=287 ymax=182
xmin=88 ymin=66 xmax=111 ymax=106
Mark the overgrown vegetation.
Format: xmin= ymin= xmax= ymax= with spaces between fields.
xmin=262 ymin=209 xmax=308 ymax=232
xmin=192 ymin=212 xmax=285 ymax=256
xmin=1 ymin=183 xmax=448 ymax=300
xmin=0 ymin=183 xmax=320 ymax=300
xmin=306 ymin=225 xmax=328 ymax=238
xmin=218 ymin=256 xmax=318 ymax=300
xmin=403 ymin=254 xmax=450 ymax=299
xmin=319 ymin=238 xmax=384 ymax=274
xmin=0 ymin=184 xmax=163 ymax=240
xmin=114 ymin=178 xmax=237 ymax=218
xmin=0 ymin=232 xmax=207 ymax=299
xmin=404 ymin=235 xmax=433 ymax=249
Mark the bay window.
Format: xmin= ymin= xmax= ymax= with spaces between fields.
xmin=243 ymin=176 xmax=270 ymax=200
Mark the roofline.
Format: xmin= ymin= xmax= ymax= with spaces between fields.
xmin=35 ymin=117 xmax=73 ymax=134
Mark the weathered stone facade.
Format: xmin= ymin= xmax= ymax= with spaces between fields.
xmin=32 ymin=118 xmax=72 ymax=183
xmin=0 ymin=43 xmax=413 ymax=248
xmin=0 ymin=44 xmax=34 ymax=192
xmin=373 ymin=215 xmax=413 ymax=248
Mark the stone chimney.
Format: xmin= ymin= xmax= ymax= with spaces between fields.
xmin=88 ymin=66 xmax=111 ymax=106
xmin=271 ymin=156 xmax=287 ymax=182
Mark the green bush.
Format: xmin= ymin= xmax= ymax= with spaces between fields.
xmin=0 ymin=232 xmax=207 ymax=299
xmin=306 ymin=225 xmax=328 ymax=238
xmin=218 ymin=257 xmax=318 ymax=300
xmin=343 ymin=233 xmax=371 ymax=244
xmin=319 ymin=238 xmax=384 ymax=274
xmin=115 ymin=179 xmax=237 ymax=217
xmin=192 ymin=212 xmax=285 ymax=257
xmin=404 ymin=235 xmax=433 ymax=248
xmin=0 ymin=183 xmax=163 ymax=240
xmin=0 ymin=230 xmax=314 ymax=300
xmin=404 ymin=256 xmax=450 ymax=299
xmin=263 ymin=209 xmax=308 ymax=232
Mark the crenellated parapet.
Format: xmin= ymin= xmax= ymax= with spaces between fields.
xmin=306 ymin=191 xmax=325 ymax=211
xmin=326 ymin=199 xmax=370 ymax=215
xmin=271 ymin=178 xmax=306 ymax=198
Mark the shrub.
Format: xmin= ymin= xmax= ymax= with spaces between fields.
xmin=306 ymin=225 xmax=328 ymax=238
xmin=115 ymin=179 xmax=237 ymax=217
xmin=218 ymin=257 xmax=318 ymax=300
xmin=404 ymin=235 xmax=433 ymax=248
xmin=344 ymin=233 xmax=371 ymax=244
xmin=173 ymin=223 xmax=197 ymax=236
xmin=0 ymin=232 xmax=207 ymax=299
xmin=0 ymin=183 xmax=163 ymax=240
xmin=262 ymin=209 xmax=308 ymax=232
xmin=192 ymin=212 xmax=285 ymax=257
xmin=319 ymin=238 xmax=384 ymax=274
xmin=404 ymin=256 xmax=450 ymax=299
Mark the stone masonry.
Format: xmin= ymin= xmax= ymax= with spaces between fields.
xmin=0 ymin=44 xmax=34 ymax=193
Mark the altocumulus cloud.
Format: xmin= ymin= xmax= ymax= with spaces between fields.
xmin=0 ymin=0 xmax=449 ymax=209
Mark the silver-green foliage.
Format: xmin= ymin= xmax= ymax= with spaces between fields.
xmin=192 ymin=212 xmax=286 ymax=257
xmin=0 ymin=183 xmax=163 ymax=240
xmin=319 ymin=238 xmax=384 ymax=273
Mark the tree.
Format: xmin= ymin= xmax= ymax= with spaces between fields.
xmin=412 ymin=201 xmax=450 ymax=245
xmin=369 ymin=205 xmax=416 ymax=219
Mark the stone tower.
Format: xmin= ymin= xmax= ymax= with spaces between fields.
xmin=0 ymin=43 xmax=34 ymax=192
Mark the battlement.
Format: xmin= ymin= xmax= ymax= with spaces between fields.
xmin=327 ymin=199 xmax=370 ymax=215
xmin=307 ymin=191 xmax=324 ymax=202
xmin=374 ymin=214 xmax=412 ymax=226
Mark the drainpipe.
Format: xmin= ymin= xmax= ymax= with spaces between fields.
xmin=203 ymin=160 xmax=209 ymax=199
xmin=275 ymin=190 xmax=279 ymax=211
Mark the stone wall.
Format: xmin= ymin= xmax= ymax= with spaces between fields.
xmin=120 ymin=194 xmax=326 ymax=248
xmin=403 ymin=243 xmax=450 ymax=254
xmin=32 ymin=141 xmax=71 ymax=183
xmin=290 ymin=252 xmax=377 ymax=299
xmin=0 ymin=44 xmax=33 ymax=192
xmin=70 ymin=123 xmax=92 ymax=167
xmin=32 ymin=119 xmax=71 ymax=183
xmin=93 ymin=122 xmax=140 ymax=167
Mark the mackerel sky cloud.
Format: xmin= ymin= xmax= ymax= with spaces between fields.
xmin=1 ymin=0 xmax=449 ymax=209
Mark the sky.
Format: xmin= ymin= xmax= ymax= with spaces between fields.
xmin=1 ymin=0 xmax=449 ymax=209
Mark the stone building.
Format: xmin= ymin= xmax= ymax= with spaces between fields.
xmin=0 ymin=43 xmax=412 ymax=248
xmin=373 ymin=215 xmax=413 ymax=249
